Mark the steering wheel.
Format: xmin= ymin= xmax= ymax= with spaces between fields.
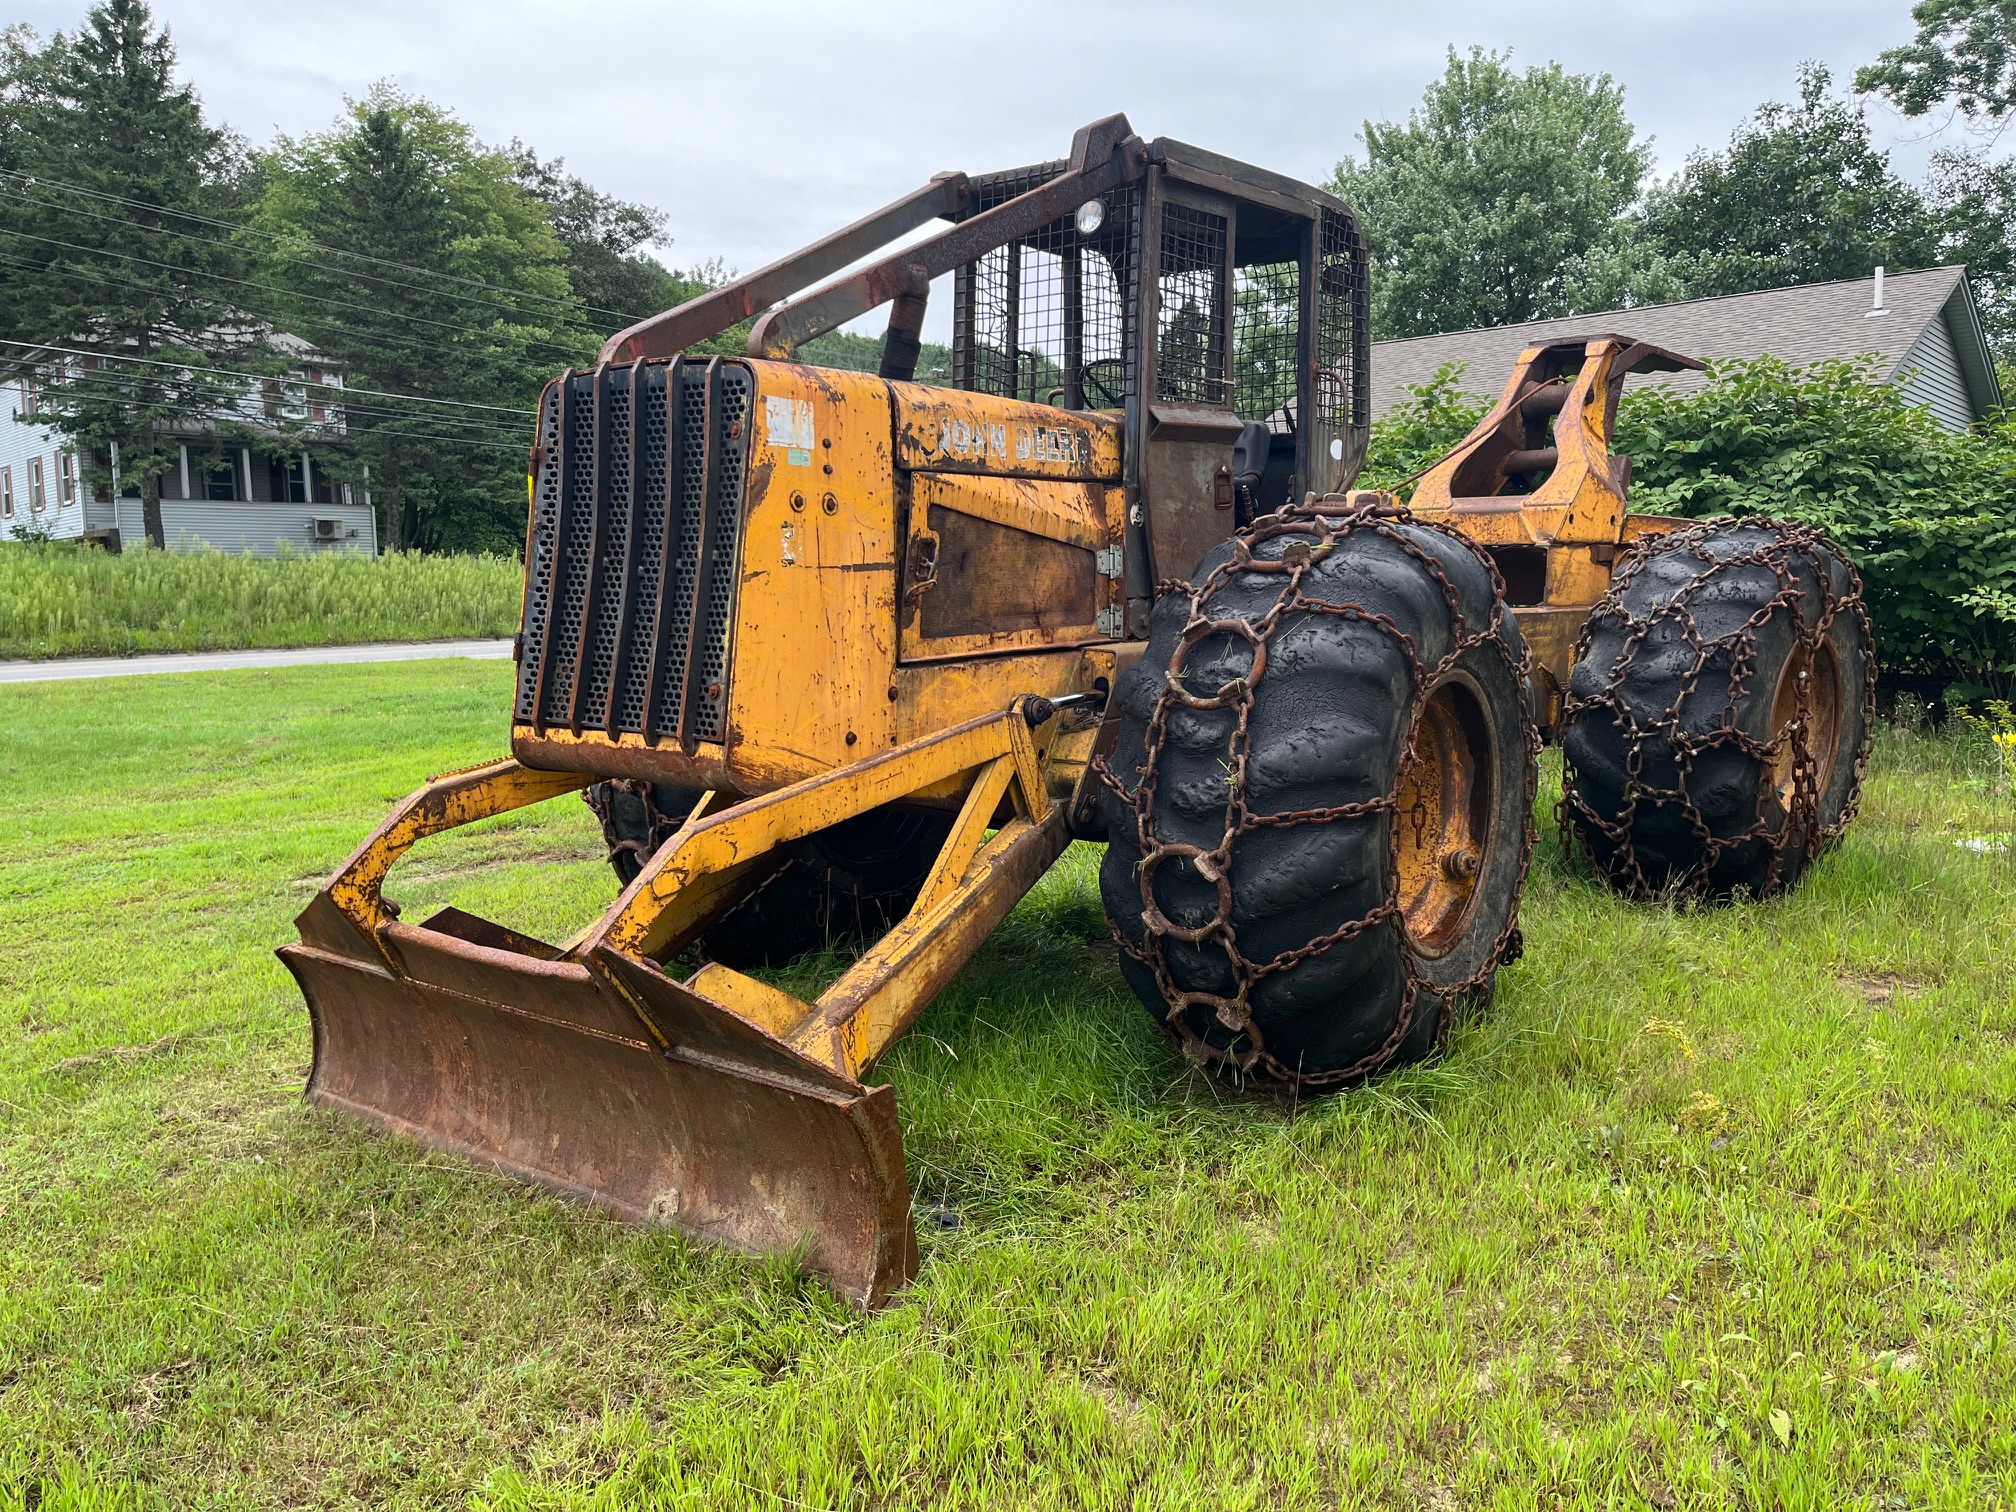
xmin=1080 ymin=359 xmax=1126 ymax=408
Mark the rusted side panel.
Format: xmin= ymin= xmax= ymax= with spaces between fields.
xmin=915 ymin=508 xmax=1097 ymax=645
xmin=899 ymin=469 xmax=1110 ymax=661
xmin=1142 ymin=404 xmax=1245 ymax=584
xmin=730 ymin=362 xmax=902 ymax=769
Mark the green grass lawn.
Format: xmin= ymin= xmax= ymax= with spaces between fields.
xmin=1 ymin=661 xmax=2012 ymax=1511
xmin=0 ymin=545 xmax=522 ymax=659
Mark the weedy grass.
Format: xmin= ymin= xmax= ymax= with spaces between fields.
xmin=0 ymin=544 xmax=522 ymax=659
xmin=1 ymin=664 xmax=2012 ymax=1510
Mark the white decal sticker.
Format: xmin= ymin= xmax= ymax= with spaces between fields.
xmin=780 ymin=522 xmax=797 ymax=565
xmin=937 ymin=419 xmax=1009 ymax=459
xmin=765 ymin=395 xmax=815 ymax=450
xmin=1014 ymin=425 xmax=1090 ymax=465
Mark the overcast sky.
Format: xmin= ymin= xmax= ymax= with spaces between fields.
xmin=13 ymin=0 xmax=1971 ymax=286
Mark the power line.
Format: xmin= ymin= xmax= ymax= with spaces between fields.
xmin=0 ymin=336 xmax=537 ymax=415
xmin=32 ymin=367 xmax=534 ymax=439
xmin=38 ymin=357 xmax=535 ymax=430
xmin=0 ymin=166 xmax=651 ymax=323
xmin=11 ymin=384 xmax=530 ymax=456
xmin=0 ymin=230 xmax=596 ymax=362
xmin=0 ymin=180 xmax=630 ymax=333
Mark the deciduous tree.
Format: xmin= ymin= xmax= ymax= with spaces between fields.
xmin=1329 ymin=48 xmax=1653 ymax=338
xmin=1640 ymin=65 xmax=1942 ymax=299
xmin=1857 ymin=0 xmax=2016 ymax=122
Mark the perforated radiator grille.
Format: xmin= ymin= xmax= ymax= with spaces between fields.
xmin=514 ymin=358 xmax=750 ymax=744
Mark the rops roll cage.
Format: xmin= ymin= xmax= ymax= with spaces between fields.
xmin=599 ymin=114 xmax=1373 ymax=576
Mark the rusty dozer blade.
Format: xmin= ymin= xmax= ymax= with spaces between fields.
xmin=278 ymin=704 xmax=1072 ymax=1307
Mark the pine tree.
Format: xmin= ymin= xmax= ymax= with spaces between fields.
xmin=0 ymin=0 xmax=268 ymax=548
xmin=256 ymin=89 xmax=590 ymax=552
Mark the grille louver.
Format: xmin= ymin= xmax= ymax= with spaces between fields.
xmin=515 ymin=357 xmax=750 ymax=745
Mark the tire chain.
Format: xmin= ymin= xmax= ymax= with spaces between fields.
xmin=1557 ymin=516 xmax=1877 ymax=899
xmin=581 ymin=778 xmax=689 ymax=877
xmin=1097 ymin=496 xmax=1539 ymax=1092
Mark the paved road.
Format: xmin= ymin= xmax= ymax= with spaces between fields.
xmin=0 ymin=638 xmax=514 ymax=684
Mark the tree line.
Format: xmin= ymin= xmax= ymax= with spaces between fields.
xmin=0 ymin=0 xmax=709 ymax=553
xmin=1332 ymin=18 xmax=2016 ymax=364
xmin=1 ymin=0 xmax=2011 ymax=556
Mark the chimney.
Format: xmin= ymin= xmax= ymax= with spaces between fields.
xmin=1866 ymin=266 xmax=1887 ymax=317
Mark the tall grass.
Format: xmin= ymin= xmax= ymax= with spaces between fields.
xmin=0 ymin=543 xmax=524 ymax=658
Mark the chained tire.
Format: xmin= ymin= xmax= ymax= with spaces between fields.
xmin=1098 ymin=505 xmax=1538 ymax=1089
xmin=584 ymin=782 xmax=953 ymax=967
xmin=1561 ymin=518 xmax=1875 ymax=899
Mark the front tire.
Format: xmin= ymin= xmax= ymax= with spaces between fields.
xmin=1098 ymin=504 xmax=1538 ymax=1089
xmin=1561 ymin=517 xmax=1875 ymax=898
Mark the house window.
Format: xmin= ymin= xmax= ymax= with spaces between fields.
xmin=1 ymin=465 xmax=12 ymax=518
xmin=58 ymin=452 xmax=76 ymax=506
xmin=18 ymin=376 xmax=36 ymax=420
xmin=204 ymin=457 xmax=238 ymax=501
xmin=305 ymin=366 xmax=326 ymax=422
xmin=28 ymin=456 xmax=46 ymax=512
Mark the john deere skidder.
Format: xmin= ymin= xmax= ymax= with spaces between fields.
xmin=282 ymin=116 xmax=1875 ymax=1305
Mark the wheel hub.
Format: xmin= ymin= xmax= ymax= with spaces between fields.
xmin=1395 ymin=679 xmax=1496 ymax=958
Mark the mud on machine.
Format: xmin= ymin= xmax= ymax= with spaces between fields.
xmin=281 ymin=115 xmax=1875 ymax=1305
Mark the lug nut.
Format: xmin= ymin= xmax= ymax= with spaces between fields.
xmin=1442 ymin=846 xmax=1480 ymax=880
xmin=821 ymin=493 xmax=838 ymax=514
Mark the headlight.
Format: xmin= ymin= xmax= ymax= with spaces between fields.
xmin=1074 ymin=198 xmax=1105 ymax=236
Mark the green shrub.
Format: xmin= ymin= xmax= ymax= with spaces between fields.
xmin=1361 ymin=356 xmax=2016 ymax=694
xmin=0 ymin=544 xmax=524 ymax=659
xmin=1616 ymin=355 xmax=2016 ymax=695
xmin=1360 ymin=362 xmax=1488 ymax=493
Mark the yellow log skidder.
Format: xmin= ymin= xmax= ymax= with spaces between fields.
xmin=282 ymin=116 xmax=1875 ymax=1305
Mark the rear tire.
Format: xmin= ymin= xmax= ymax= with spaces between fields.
xmin=584 ymin=782 xmax=952 ymax=967
xmin=1562 ymin=517 xmax=1875 ymax=898
xmin=1098 ymin=506 xmax=1538 ymax=1089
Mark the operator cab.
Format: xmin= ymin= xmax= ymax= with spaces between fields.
xmin=916 ymin=142 xmax=1370 ymax=614
xmin=598 ymin=115 xmax=1371 ymax=627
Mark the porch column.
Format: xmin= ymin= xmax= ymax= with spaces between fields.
xmin=177 ymin=444 xmax=190 ymax=500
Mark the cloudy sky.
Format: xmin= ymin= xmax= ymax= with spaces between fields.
xmin=12 ymin=0 xmax=1970 ymax=284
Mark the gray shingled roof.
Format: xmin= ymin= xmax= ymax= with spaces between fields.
xmin=1368 ymin=266 xmax=2000 ymax=424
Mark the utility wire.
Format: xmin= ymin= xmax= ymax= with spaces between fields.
xmin=0 ymin=166 xmax=651 ymax=323
xmin=0 ymin=181 xmax=626 ymax=333
xmin=12 ymin=386 xmax=529 ymax=455
xmin=32 ymin=367 xmax=534 ymax=438
xmin=0 ymin=230 xmax=596 ymax=361
xmin=0 ymin=336 xmax=537 ymax=415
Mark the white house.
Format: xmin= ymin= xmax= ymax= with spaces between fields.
xmin=0 ymin=333 xmax=378 ymax=554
